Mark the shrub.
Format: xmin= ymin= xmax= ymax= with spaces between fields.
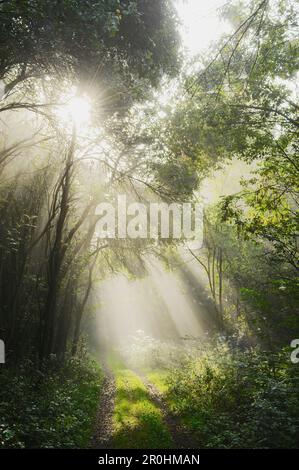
xmin=0 ymin=356 xmax=103 ymax=448
xmin=166 ymin=343 xmax=299 ymax=448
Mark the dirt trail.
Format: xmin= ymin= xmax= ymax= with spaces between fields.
xmin=91 ymin=366 xmax=116 ymax=449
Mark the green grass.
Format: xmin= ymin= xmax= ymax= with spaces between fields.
xmin=108 ymin=354 xmax=172 ymax=449
xmin=145 ymin=369 xmax=169 ymax=394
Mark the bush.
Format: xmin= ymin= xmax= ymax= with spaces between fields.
xmin=0 ymin=356 xmax=103 ymax=448
xmin=166 ymin=343 xmax=299 ymax=448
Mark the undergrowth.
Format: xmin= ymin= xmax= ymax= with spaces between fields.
xmin=0 ymin=356 xmax=102 ymax=448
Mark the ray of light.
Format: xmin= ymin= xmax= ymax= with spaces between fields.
xmin=93 ymin=254 xmax=215 ymax=351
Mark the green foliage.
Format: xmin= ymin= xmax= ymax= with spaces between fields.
xmin=0 ymin=0 xmax=180 ymax=107
xmin=200 ymin=207 xmax=299 ymax=346
xmin=180 ymin=0 xmax=299 ymax=273
xmin=166 ymin=343 xmax=299 ymax=448
xmin=0 ymin=356 xmax=102 ymax=448
xmin=0 ymin=0 xmax=298 ymax=451
xmin=220 ymin=153 xmax=299 ymax=271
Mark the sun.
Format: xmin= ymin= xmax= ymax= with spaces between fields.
xmin=57 ymin=91 xmax=91 ymax=128
xmin=66 ymin=96 xmax=91 ymax=126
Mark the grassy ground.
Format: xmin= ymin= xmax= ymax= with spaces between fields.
xmin=145 ymin=369 xmax=169 ymax=394
xmin=108 ymin=355 xmax=172 ymax=449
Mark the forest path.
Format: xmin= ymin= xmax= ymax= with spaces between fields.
xmin=92 ymin=355 xmax=171 ymax=448
xmin=92 ymin=354 xmax=195 ymax=449
xmin=91 ymin=364 xmax=116 ymax=448
xmin=132 ymin=369 xmax=195 ymax=449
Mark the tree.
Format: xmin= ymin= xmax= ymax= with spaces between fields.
xmin=176 ymin=0 xmax=299 ymax=269
xmin=0 ymin=0 xmax=180 ymax=111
